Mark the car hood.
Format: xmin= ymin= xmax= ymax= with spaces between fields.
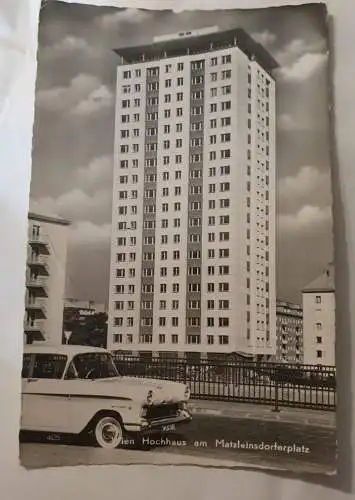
xmin=93 ymin=376 xmax=189 ymax=404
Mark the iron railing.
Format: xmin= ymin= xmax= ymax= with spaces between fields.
xmin=112 ymin=353 xmax=336 ymax=411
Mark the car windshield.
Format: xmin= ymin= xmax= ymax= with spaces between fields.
xmin=67 ymin=352 xmax=120 ymax=380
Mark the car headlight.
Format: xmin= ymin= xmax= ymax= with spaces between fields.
xmin=184 ymin=386 xmax=190 ymax=400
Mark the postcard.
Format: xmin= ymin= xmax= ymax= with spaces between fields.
xmin=20 ymin=1 xmax=336 ymax=475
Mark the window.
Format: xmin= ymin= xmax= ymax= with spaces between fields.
xmin=316 ymin=336 xmax=322 ymax=344
xmin=220 ymin=165 xmax=230 ymax=175
xmin=220 ymin=182 xmax=230 ymax=192
xmin=159 ymin=334 xmax=166 ymax=344
xmin=316 ymin=322 xmax=322 ymax=330
xmin=219 ymin=300 xmax=229 ymax=310
xmin=172 ymin=300 xmax=179 ymax=310
xmin=172 ymin=283 xmax=180 ymax=293
xmin=221 ymin=133 xmax=231 ymax=143
xmin=219 ymin=231 xmax=229 ymax=241
xmin=219 ymin=265 xmax=229 ymax=275
xmin=220 ymin=215 xmax=230 ymax=225
xmin=177 ymin=62 xmax=184 ymax=71
xmin=221 ymin=117 xmax=231 ymax=127
xmin=219 ymin=318 xmax=229 ymax=327
xmin=210 ymin=103 xmax=217 ymax=113
xmin=222 ymin=85 xmax=231 ymax=94
xmin=222 ymin=54 xmax=231 ymax=64
xmin=221 ymin=149 xmax=231 ymax=159
xmin=210 ymin=119 xmax=217 ymax=128
xmin=207 ymin=299 xmax=215 ymax=309
xmin=207 ymin=283 xmax=215 ymax=293
xmin=219 ymin=282 xmax=229 ymax=292
xmin=210 ymin=72 xmax=217 ymax=82
xmin=177 ymin=92 xmax=183 ymax=101
xmin=165 ymin=79 xmax=172 ymax=88
xmin=208 ymin=249 xmax=215 ymax=259
xmin=208 ymin=266 xmax=215 ymax=276
xmin=160 ymin=284 xmax=167 ymax=293
xmin=221 ymin=101 xmax=231 ymax=111
xmin=211 ymin=57 xmax=218 ymax=66
xmin=208 ymin=216 xmax=215 ymax=226
xmin=207 ymin=318 xmax=214 ymax=328
xmin=315 ymin=295 xmax=322 ymax=304
xmin=219 ymin=335 xmax=229 ymax=345
xmin=208 ymin=232 xmax=215 ymax=242
xmin=159 ymin=317 xmax=166 ymax=327
xmin=177 ymin=108 xmax=183 ymax=117
xmin=219 ymin=248 xmax=229 ymax=258
xmin=177 ymin=77 xmax=184 ymax=86
xmin=222 ymin=69 xmax=231 ymax=79
xmin=316 ymin=350 xmax=323 ymax=358
xmin=220 ymin=198 xmax=230 ymax=208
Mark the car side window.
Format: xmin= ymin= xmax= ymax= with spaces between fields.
xmin=32 ymin=354 xmax=67 ymax=379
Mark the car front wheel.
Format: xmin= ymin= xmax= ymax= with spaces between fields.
xmin=94 ymin=415 xmax=123 ymax=449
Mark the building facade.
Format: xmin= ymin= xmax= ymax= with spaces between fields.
xmin=108 ymin=26 xmax=278 ymax=357
xmin=275 ymin=300 xmax=303 ymax=364
xmin=302 ymin=264 xmax=335 ymax=366
xmin=24 ymin=212 xmax=70 ymax=345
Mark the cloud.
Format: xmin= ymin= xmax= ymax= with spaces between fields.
xmin=40 ymin=36 xmax=99 ymax=61
xmin=278 ymin=205 xmax=332 ymax=235
xmin=72 ymin=85 xmax=114 ymax=116
xmin=97 ymin=8 xmax=151 ymax=28
xmin=76 ymin=155 xmax=113 ymax=190
xmin=278 ymin=52 xmax=328 ymax=82
xmin=278 ymin=166 xmax=332 ymax=214
xmin=32 ymin=188 xmax=112 ymax=226
xmin=251 ymin=30 xmax=277 ymax=46
xmin=36 ymin=74 xmax=113 ymax=116
xmin=275 ymin=37 xmax=326 ymax=65
xmin=68 ymin=221 xmax=111 ymax=246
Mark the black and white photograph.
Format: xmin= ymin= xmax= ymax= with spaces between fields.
xmin=20 ymin=0 xmax=336 ymax=475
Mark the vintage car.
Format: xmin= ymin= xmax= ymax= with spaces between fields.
xmin=21 ymin=345 xmax=192 ymax=449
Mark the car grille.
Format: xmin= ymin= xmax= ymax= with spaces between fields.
xmin=145 ymin=403 xmax=181 ymax=421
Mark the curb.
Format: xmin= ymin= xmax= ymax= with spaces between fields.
xmin=189 ymin=405 xmax=336 ymax=429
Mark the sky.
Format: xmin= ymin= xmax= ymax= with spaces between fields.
xmin=29 ymin=2 xmax=333 ymax=305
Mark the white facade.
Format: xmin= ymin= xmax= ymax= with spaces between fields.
xmin=108 ymin=27 xmax=277 ymax=356
xmin=24 ymin=212 xmax=70 ymax=346
xmin=302 ymin=265 xmax=335 ymax=366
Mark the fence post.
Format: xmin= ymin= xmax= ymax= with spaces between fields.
xmin=272 ymin=368 xmax=280 ymax=413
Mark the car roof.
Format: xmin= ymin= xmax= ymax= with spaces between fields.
xmin=23 ymin=344 xmax=109 ymax=356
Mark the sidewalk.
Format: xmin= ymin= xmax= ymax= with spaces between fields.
xmin=189 ymin=399 xmax=336 ymax=428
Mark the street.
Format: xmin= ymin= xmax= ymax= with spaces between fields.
xmin=20 ymin=413 xmax=337 ymax=474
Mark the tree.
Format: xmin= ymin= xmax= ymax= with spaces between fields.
xmin=65 ymin=312 xmax=108 ymax=348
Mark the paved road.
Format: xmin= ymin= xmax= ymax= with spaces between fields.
xmin=20 ymin=414 xmax=336 ymax=474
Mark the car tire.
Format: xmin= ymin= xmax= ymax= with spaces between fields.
xmin=93 ymin=415 xmax=124 ymax=449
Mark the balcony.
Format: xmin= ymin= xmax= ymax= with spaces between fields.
xmin=27 ymin=254 xmax=49 ymax=275
xmin=28 ymin=231 xmax=50 ymax=254
xmin=25 ymin=298 xmax=47 ymax=319
xmin=24 ymin=320 xmax=46 ymax=342
xmin=26 ymin=276 xmax=48 ymax=297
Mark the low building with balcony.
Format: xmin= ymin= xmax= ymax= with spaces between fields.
xmin=275 ymin=300 xmax=303 ymax=364
xmin=24 ymin=209 xmax=70 ymax=345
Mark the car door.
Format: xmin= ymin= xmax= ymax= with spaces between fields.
xmin=21 ymin=353 xmax=70 ymax=432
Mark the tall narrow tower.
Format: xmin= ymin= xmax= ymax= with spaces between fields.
xmin=108 ymin=27 xmax=278 ymax=360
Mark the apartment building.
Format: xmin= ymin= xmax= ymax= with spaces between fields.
xmin=302 ymin=264 xmax=335 ymax=366
xmin=108 ymin=26 xmax=278 ymax=358
xmin=24 ymin=211 xmax=70 ymax=345
xmin=275 ymin=300 xmax=303 ymax=364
